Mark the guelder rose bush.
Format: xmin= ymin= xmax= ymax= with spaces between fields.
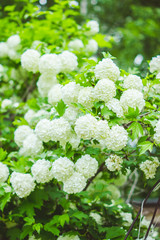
xmin=0 ymin=1 xmax=160 ymax=240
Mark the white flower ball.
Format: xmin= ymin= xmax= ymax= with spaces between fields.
xmin=140 ymin=158 xmax=159 ymax=179
xmin=37 ymin=73 xmax=58 ymax=97
xmin=106 ymin=98 xmax=124 ymax=118
xmin=78 ymin=86 xmax=94 ymax=109
xmin=120 ymin=212 xmax=133 ymax=227
xmin=120 ymin=89 xmax=145 ymax=114
xmin=50 ymin=117 xmax=72 ymax=145
xmin=0 ymin=42 xmax=8 ymax=58
xmin=31 ymin=159 xmax=53 ymax=183
xmin=86 ymin=20 xmax=99 ymax=36
xmin=21 ymin=49 xmax=40 ymax=73
xmin=105 ymin=155 xmax=123 ymax=171
xmin=10 ymin=172 xmax=35 ymax=198
xmin=90 ymin=212 xmax=102 ymax=225
xmin=59 ymin=51 xmax=78 ymax=73
xmin=94 ymin=120 xmax=110 ymax=140
xmin=68 ymin=39 xmax=84 ymax=51
xmin=51 ymin=157 xmax=74 ymax=182
xmin=105 ymin=125 xmax=128 ymax=151
xmin=58 ymin=235 xmax=80 ymax=240
xmin=48 ymin=84 xmax=62 ymax=106
xmin=75 ymin=114 xmax=97 ymax=140
xmin=149 ymin=55 xmax=160 ymax=73
xmin=75 ymin=154 xmax=98 ymax=179
xmin=0 ymin=163 xmax=9 ymax=183
xmin=14 ymin=125 xmax=33 ymax=147
xmin=35 ymin=119 xmax=52 ymax=142
xmin=8 ymin=49 xmax=20 ymax=60
xmin=68 ymin=133 xmax=80 ymax=149
xmin=85 ymin=39 xmax=98 ymax=54
xmin=156 ymin=72 xmax=160 ymax=79
xmin=63 ymin=106 xmax=79 ymax=124
xmin=1 ymin=99 xmax=12 ymax=109
xmin=21 ymin=133 xmax=43 ymax=156
xmin=62 ymin=82 xmax=81 ymax=105
xmin=94 ymin=58 xmax=120 ymax=82
xmin=7 ymin=35 xmax=21 ymax=49
xmin=123 ymin=74 xmax=143 ymax=91
xmin=94 ymin=78 xmax=116 ymax=102
xmin=63 ymin=172 xmax=86 ymax=194
xmin=39 ymin=53 xmax=61 ymax=74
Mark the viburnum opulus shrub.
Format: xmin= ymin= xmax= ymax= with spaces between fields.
xmin=0 ymin=1 xmax=160 ymax=240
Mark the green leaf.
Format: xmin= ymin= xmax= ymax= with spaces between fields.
xmin=0 ymin=148 xmax=7 ymax=161
xmin=33 ymin=223 xmax=43 ymax=234
xmin=72 ymin=211 xmax=88 ymax=220
xmin=27 ymin=98 xmax=40 ymax=111
xmin=58 ymin=214 xmax=69 ymax=227
xmin=44 ymin=224 xmax=60 ymax=236
xmin=0 ymin=192 xmax=11 ymax=211
xmin=20 ymin=226 xmax=33 ymax=240
xmin=102 ymin=51 xmax=116 ymax=59
xmin=105 ymin=226 xmax=126 ymax=239
xmin=128 ymin=122 xmax=143 ymax=140
xmin=125 ymin=107 xmax=139 ymax=119
xmin=85 ymin=147 xmax=100 ymax=155
xmin=138 ymin=141 xmax=153 ymax=155
xmin=55 ymin=100 xmax=66 ymax=116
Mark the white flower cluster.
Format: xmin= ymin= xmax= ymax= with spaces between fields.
xmin=0 ymin=163 xmax=9 ymax=183
xmin=120 ymin=212 xmax=133 ymax=227
xmin=154 ymin=119 xmax=160 ymax=144
xmin=63 ymin=106 xmax=80 ymax=124
xmin=106 ymin=98 xmax=124 ymax=118
xmin=62 ymin=82 xmax=81 ymax=105
xmin=149 ymin=55 xmax=160 ymax=74
xmin=0 ymin=35 xmax=21 ymax=60
xmin=52 ymin=154 xmax=98 ymax=194
xmin=1 ymin=99 xmax=12 ymax=109
xmin=94 ymin=58 xmax=120 ymax=82
xmin=39 ymin=53 xmax=61 ymax=74
xmin=37 ymin=73 xmax=58 ymax=97
xmin=10 ymin=172 xmax=35 ymax=198
xmin=85 ymin=39 xmax=98 ymax=54
xmin=120 ymin=89 xmax=145 ymax=114
xmin=68 ymin=39 xmax=84 ymax=51
xmin=86 ymin=20 xmax=99 ymax=36
xmin=21 ymin=49 xmax=40 ymax=73
xmin=14 ymin=125 xmax=33 ymax=147
xmin=105 ymin=155 xmax=123 ymax=171
xmin=90 ymin=212 xmax=103 ymax=225
xmin=59 ymin=51 xmax=78 ymax=73
xmin=31 ymin=159 xmax=53 ymax=183
xmin=24 ymin=109 xmax=50 ymax=125
xmin=57 ymin=235 xmax=80 ymax=240
xmin=123 ymin=74 xmax=143 ymax=91
xmin=139 ymin=157 xmax=159 ymax=179
xmin=48 ymin=84 xmax=62 ymax=105
xmin=78 ymin=86 xmax=94 ymax=109
xmin=94 ymin=78 xmax=116 ymax=102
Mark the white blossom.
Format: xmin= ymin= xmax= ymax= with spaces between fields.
xmin=62 ymin=82 xmax=81 ymax=105
xmin=63 ymin=106 xmax=79 ymax=124
xmin=35 ymin=119 xmax=52 ymax=142
xmin=154 ymin=119 xmax=160 ymax=144
xmin=68 ymin=39 xmax=84 ymax=51
xmin=94 ymin=120 xmax=110 ymax=140
xmin=68 ymin=133 xmax=80 ymax=149
xmin=1 ymin=99 xmax=12 ymax=109
xmin=86 ymin=20 xmax=99 ymax=36
xmin=75 ymin=154 xmax=98 ymax=178
xmin=24 ymin=109 xmax=50 ymax=125
xmin=94 ymin=78 xmax=116 ymax=102
xmin=14 ymin=125 xmax=33 ymax=147
xmin=20 ymin=133 xmax=43 ymax=156
xmin=90 ymin=212 xmax=103 ymax=225
xmin=105 ymin=155 xmax=123 ymax=171
xmin=85 ymin=39 xmax=98 ymax=54
xmin=78 ymin=86 xmax=94 ymax=109
xmin=21 ymin=49 xmax=40 ymax=73
xmin=37 ymin=73 xmax=58 ymax=97
xmin=10 ymin=172 xmax=35 ymax=198
xmin=149 ymin=55 xmax=160 ymax=73
xmin=31 ymin=159 xmax=53 ymax=183
xmin=120 ymin=89 xmax=145 ymax=114
xmin=140 ymin=157 xmax=159 ymax=179
xmin=94 ymin=58 xmax=120 ymax=82
xmin=120 ymin=212 xmax=132 ymax=226
xmin=59 ymin=51 xmax=78 ymax=73
xmin=51 ymin=157 xmax=74 ymax=182
xmin=39 ymin=53 xmax=61 ymax=74
xmin=48 ymin=84 xmax=62 ymax=106
xmin=0 ymin=163 xmax=9 ymax=183
xmin=106 ymin=98 xmax=124 ymax=118
xmin=123 ymin=74 xmax=143 ymax=91
xmin=63 ymin=172 xmax=86 ymax=194
xmin=8 ymin=49 xmax=20 ymax=60
xmin=7 ymin=35 xmax=21 ymax=49
xmin=0 ymin=42 xmax=8 ymax=58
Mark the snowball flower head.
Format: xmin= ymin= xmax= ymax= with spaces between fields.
xmin=94 ymin=78 xmax=116 ymax=102
xmin=63 ymin=172 xmax=86 ymax=194
xmin=85 ymin=39 xmax=98 ymax=54
xmin=37 ymin=73 xmax=58 ymax=97
xmin=106 ymin=98 xmax=124 ymax=118
xmin=94 ymin=58 xmax=120 ymax=82
xmin=78 ymin=86 xmax=94 ymax=109
xmin=1 ymin=99 xmax=12 ymax=109
xmin=21 ymin=133 xmax=43 ymax=156
xmin=105 ymin=155 xmax=123 ymax=171
xmin=75 ymin=154 xmax=98 ymax=179
xmin=68 ymin=133 xmax=80 ymax=149
xmin=62 ymin=82 xmax=81 ymax=105
xmin=8 ymin=49 xmax=20 ymax=60
xmin=63 ymin=106 xmax=79 ymax=124
xmin=68 ymin=39 xmax=84 ymax=51
xmin=139 ymin=157 xmax=159 ymax=179
xmin=31 ymin=159 xmax=53 ymax=183
xmin=58 ymin=235 xmax=80 ymax=240
xmin=0 ymin=163 xmax=9 ymax=183
xmin=75 ymin=114 xmax=97 ymax=140
xmin=59 ymin=51 xmax=78 ymax=73
xmin=149 ymin=55 xmax=160 ymax=73
xmin=90 ymin=212 xmax=103 ymax=225
xmin=94 ymin=120 xmax=110 ymax=140
xmin=51 ymin=157 xmax=74 ymax=182
xmin=86 ymin=20 xmax=99 ymax=36
xmin=35 ymin=119 xmax=52 ymax=142
xmin=0 ymin=42 xmax=8 ymax=58
xmin=14 ymin=125 xmax=33 ymax=147
xmin=39 ymin=53 xmax=61 ymax=74
xmin=105 ymin=125 xmax=128 ymax=151
xmin=21 ymin=49 xmax=40 ymax=73
xmin=120 ymin=212 xmax=132 ymax=227
xmin=120 ymin=89 xmax=145 ymax=114
xmin=123 ymin=74 xmax=143 ymax=91
xmin=10 ymin=172 xmax=35 ymax=198
xmin=7 ymin=35 xmax=21 ymax=49
xmin=48 ymin=84 xmax=62 ymax=106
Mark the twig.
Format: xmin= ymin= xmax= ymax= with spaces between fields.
xmin=126 ymin=169 xmax=139 ymax=204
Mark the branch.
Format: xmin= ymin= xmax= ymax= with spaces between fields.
xmin=83 ymin=162 xmax=105 ymax=191
xmin=126 ymin=169 xmax=139 ymax=204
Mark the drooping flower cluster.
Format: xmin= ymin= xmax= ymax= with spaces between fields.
xmin=149 ymin=55 xmax=160 ymax=74
xmin=123 ymin=74 xmax=143 ymax=91
xmin=105 ymin=155 xmax=123 ymax=171
xmin=31 ymin=159 xmax=53 ymax=183
xmin=0 ymin=163 xmax=9 ymax=183
xmin=139 ymin=157 xmax=159 ymax=179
